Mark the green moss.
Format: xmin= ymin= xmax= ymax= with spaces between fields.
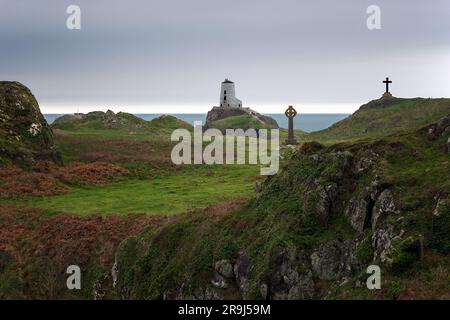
xmin=0 ymin=268 xmax=24 ymax=299
xmin=430 ymin=200 xmax=450 ymax=254
xmin=355 ymin=234 xmax=374 ymax=265
xmin=390 ymin=236 xmax=421 ymax=274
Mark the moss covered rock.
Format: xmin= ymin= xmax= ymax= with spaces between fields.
xmin=0 ymin=81 xmax=59 ymax=165
xmin=205 ymin=106 xmax=278 ymax=133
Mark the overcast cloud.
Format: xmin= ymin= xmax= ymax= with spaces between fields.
xmin=1 ymin=0 xmax=450 ymax=113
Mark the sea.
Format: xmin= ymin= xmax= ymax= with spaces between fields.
xmin=44 ymin=113 xmax=349 ymax=133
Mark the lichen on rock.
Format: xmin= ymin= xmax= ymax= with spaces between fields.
xmin=0 ymin=81 xmax=60 ymax=164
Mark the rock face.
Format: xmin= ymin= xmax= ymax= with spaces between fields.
xmin=233 ymin=253 xmax=251 ymax=299
xmin=447 ymin=137 xmax=450 ymax=154
xmin=426 ymin=114 xmax=450 ymax=138
xmin=346 ymin=181 xmax=379 ymax=233
xmin=204 ymin=106 xmax=278 ymax=133
xmin=425 ymin=114 xmax=450 ymax=153
xmin=310 ymin=240 xmax=360 ymax=281
xmin=0 ymin=81 xmax=59 ymax=164
xmin=267 ymin=246 xmax=315 ymax=300
xmin=211 ymin=259 xmax=234 ymax=289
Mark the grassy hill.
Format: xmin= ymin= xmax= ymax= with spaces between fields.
xmin=209 ymin=114 xmax=278 ymax=132
xmin=52 ymin=112 xmax=192 ymax=140
xmin=307 ymin=98 xmax=450 ymax=144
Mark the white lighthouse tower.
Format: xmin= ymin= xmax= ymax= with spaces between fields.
xmin=219 ymin=78 xmax=242 ymax=108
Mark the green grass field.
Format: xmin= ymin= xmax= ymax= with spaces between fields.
xmin=10 ymin=165 xmax=259 ymax=216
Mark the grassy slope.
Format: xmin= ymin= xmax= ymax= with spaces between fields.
xmin=210 ymin=114 xmax=278 ymax=131
xmin=307 ymin=98 xmax=450 ymax=144
xmin=1 ymin=113 xmax=262 ymax=216
xmin=12 ymin=165 xmax=258 ymax=216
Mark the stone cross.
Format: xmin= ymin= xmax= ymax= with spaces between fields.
xmin=285 ymin=105 xmax=298 ymax=145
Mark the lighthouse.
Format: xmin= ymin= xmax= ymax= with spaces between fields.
xmin=219 ymin=78 xmax=242 ymax=108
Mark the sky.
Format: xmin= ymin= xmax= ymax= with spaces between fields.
xmin=1 ymin=0 xmax=450 ymax=114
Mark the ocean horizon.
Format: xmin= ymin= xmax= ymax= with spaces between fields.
xmin=44 ymin=113 xmax=350 ymax=133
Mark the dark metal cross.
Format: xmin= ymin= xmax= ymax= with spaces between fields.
xmin=285 ymin=105 xmax=298 ymax=145
xmin=383 ymin=77 xmax=392 ymax=93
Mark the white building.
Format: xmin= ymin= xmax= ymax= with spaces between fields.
xmin=219 ymin=78 xmax=242 ymax=108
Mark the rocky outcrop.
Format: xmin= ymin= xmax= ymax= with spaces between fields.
xmin=0 ymin=81 xmax=60 ymax=164
xmin=346 ymin=181 xmax=380 ymax=233
xmin=310 ymin=240 xmax=360 ymax=281
xmin=233 ymin=253 xmax=251 ymax=299
xmin=426 ymin=114 xmax=450 ymax=153
xmin=426 ymin=114 xmax=450 ymax=139
xmin=345 ymin=179 xmax=406 ymax=268
xmin=204 ymin=106 xmax=278 ymax=132
xmin=211 ymin=259 xmax=234 ymax=289
xmin=302 ymin=180 xmax=337 ymax=226
xmin=371 ymin=189 xmax=399 ymax=230
xmin=266 ymin=246 xmax=314 ymax=300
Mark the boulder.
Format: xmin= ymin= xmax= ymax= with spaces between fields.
xmin=371 ymin=224 xmax=397 ymax=267
xmin=371 ymin=189 xmax=399 ymax=230
xmin=346 ymin=181 xmax=380 ymax=233
xmin=316 ymin=183 xmax=338 ymax=226
xmin=215 ymin=259 xmax=234 ymax=279
xmin=267 ymin=246 xmax=314 ymax=300
xmin=0 ymin=81 xmax=59 ymax=164
xmin=302 ymin=180 xmax=338 ymax=227
xmin=211 ymin=259 xmax=234 ymax=289
xmin=233 ymin=252 xmax=251 ymax=299
xmin=310 ymin=240 xmax=360 ymax=281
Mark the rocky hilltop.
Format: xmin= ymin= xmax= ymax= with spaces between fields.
xmin=204 ymin=106 xmax=278 ymax=132
xmin=309 ymin=97 xmax=450 ymax=142
xmin=52 ymin=111 xmax=192 ymax=133
xmin=52 ymin=110 xmax=148 ymax=130
xmin=0 ymin=81 xmax=59 ymax=164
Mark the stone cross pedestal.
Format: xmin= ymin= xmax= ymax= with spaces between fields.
xmin=285 ymin=105 xmax=298 ymax=145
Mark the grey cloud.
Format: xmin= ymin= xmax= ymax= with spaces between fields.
xmin=1 ymin=0 xmax=449 ymax=112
